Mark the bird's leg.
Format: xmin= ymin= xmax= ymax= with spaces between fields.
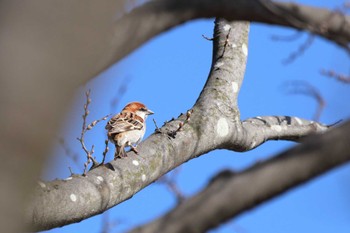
xmin=130 ymin=145 xmax=139 ymax=154
xmin=115 ymin=144 xmax=126 ymax=159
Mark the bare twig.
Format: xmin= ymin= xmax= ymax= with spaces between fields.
xmin=77 ymin=90 xmax=110 ymax=176
xmin=285 ymin=81 xmax=326 ymax=121
xmin=58 ymin=137 xmax=80 ymax=168
xmin=282 ymin=34 xmax=315 ymax=64
xmin=68 ymin=167 xmax=74 ymax=176
xmin=259 ymin=0 xmax=350 ymax=52
xmin=101 ymin=140 xmax=109 ymax=164
xmin=153 ymin=118 xmax=161 ymax=133
xmin=321 ymin=69 xmax=350 ymax=83
xmin=158 ymin=168 xmax=186 ymax=204
xmin=202 ymin=34 xmax=214 ymax=41
xmin=168 ymin=109 xmax=193 ymax=138
xmin=271 ymin=31 xmax=303 ymax=41
xmin=100 ymin=211 xmax=120 ymax=233
xmin=77 ymin=90 xmax=99 ymax=175
xmin=110 ymin=77 xmax=129 ymax=113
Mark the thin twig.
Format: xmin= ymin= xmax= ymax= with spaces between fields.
xmin=285 ymin=81 xmax=326 ymax=121
xmin=153 ymin=118 xmax=161 ymax=133
xmin=282 ymin=34 xmax=315 ymax=64
xmin=158 ymin=168 xmax=186 ymax=204
xmin=100 ymin=211 xmax=120 ymax=233
xmin=58 ymin=137 xmax=80 ymax=167
xmin=167 ymin=109 xmax=193 ymax=138
xmin=271 ymin=31 xmax=303 ymax=41
xmin=321 ymin=69 xmax=350 ymax=84
xmin=101 ymin=140 xmax=109 ymax=164
xmin=202 ymin=34 xmax=214 ymax=41
xmin=77 ymin=90 xmax=110 ymax=175
xmin=110 ymin=76 xmax=129 ymax=113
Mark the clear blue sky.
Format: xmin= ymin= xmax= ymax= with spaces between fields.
xmin=44 ymin=1 xmax=350 ymax=232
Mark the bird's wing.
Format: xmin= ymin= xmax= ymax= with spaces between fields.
xmin=106 ymin=112 xmax=143 ymax=134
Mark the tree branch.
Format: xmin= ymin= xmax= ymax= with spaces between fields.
xmin=128 ymin=120 xmax=350 ymax=233
xmin=100 ymin=0 xmax=350 ymax=77
xmin=237 ymin=116 xmax=329 ymax=151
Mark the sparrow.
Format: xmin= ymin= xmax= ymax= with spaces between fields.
xmin=106 ymin=102 xmax=154 ymax=159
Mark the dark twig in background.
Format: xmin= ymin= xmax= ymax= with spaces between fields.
xmin=271 ymin=31 xmax=303 ymax=42
xmin=285 ymin=81 xmax=326 ymax=121
xmin=110 ymin=77 xmax=129 ymax=113
xmin=58 ymin=137 xmax=80 ymax=168
xmin=282 ymin=34 xmax=315 ymax=64
xmin=321 ymin=69 xmax=350 ymax=83
xmin=100 ymin=211 xmax=120 ymax=233
xmin=158 ymin=168 xmax=186 ymax=204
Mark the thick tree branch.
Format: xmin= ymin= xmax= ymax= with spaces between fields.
xmin=102 ymin=0 xmax=350 ymax=77
xmin=237 ymin=116 xmax=329 ymax=151
xmin=128 ymin=120 xmax=350 ymax=233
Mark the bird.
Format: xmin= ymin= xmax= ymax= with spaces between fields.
xmin=106 ymin=102 xmax=154 ymax=159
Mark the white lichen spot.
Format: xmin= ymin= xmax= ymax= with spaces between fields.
xmin=65 ymin=177 xmax=73 ymax=181
xmin=241 ymin=43 xmax=248 ymax=56
xmin=214 ymin=61 xmax=224 ymax=68
xmin=70 ymin=193 xmax=77 ymax=202
xmin=96 ymin=176 xmax=104 ymax=184
xmin=141 ymin=174 xmax=146 ymax=182
xmin=271 ymin=125 xmax=282 ymax=132
xmin=231 ymin=43 xmax=237 ymax=48
xmin=223 ymin=24 xmax=231 ymax=31
xmin=232 ymin=82 xmax=238 ymax=93
xmin=256 ymin=116 xmax=262 ymax=120
xmin=295 ymin=117 xmax=303 ymax=125
xmin=38 ymin=181 xmax=46 ymax=188
xmin=132 ymin=160 xmax=139 ymax=166
xmin=250 ymin=141 xmax=256 ymax=149
xmin=217 ymin=118 xmax=229 ymax=137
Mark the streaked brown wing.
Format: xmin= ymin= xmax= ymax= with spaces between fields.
xmin=106 ymin=112 xmax=143 ymax=134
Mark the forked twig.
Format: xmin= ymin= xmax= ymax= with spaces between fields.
xmin=77 ymin=89 xmax=110 ymax=176
xmin=285 ymin=81 xmax=325 ymax=121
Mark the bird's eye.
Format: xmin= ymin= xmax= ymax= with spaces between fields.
xmin=140 ymin=107 xmax=147 ymax=111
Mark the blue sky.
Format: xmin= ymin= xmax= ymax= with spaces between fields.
xmin=44 ymin=1 xmax=350 ymax=232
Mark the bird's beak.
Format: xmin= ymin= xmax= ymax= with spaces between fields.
xmin=146 ymin=109 xmax=154 ymax=115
